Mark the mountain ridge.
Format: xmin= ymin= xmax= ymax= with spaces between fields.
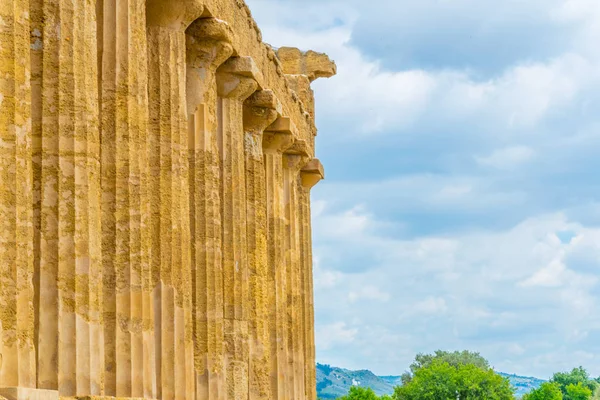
xmin=316 ymin=363 xmax=546 ymax=399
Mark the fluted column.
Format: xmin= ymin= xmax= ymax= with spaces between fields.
xmin=29 ymin=0 xmax=102 ymax=396
xmin=100 ymin=0 xmax=155 ymax=397
xmin=0 ymin=0 xmax=35 ymax=391
xmin=283 ymin=141 xmax=310 ymax=400
xmin=216 ymin=57 xmax=260 ymax=400
xmin=243 ymin=91 xmax=281 ymax=400
xmin=300 ymin=159 xmax=325 ymax=400
xmin=263 ymin=118 xmax=294 ymax=400
xmin=147 ymin=22 xmax=194 ymax=400
xmin=185 ymin=17 xmax=233 ymax=400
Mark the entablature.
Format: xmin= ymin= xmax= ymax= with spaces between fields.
xmin=147 ymin=0 xmax=336 ymax=159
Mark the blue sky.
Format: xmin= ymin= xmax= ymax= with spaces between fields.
xmin=246 ymin=0 xmax=600 ymax=379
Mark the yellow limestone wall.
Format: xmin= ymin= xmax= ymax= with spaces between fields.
xmin=0 ymin=0 xmax=335 ymax=399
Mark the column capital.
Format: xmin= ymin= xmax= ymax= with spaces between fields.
xmin=146 ymin=0 xmax=204 ymax=30
xmin=301 ymin=159 xmax=325 ymax=189
xmin=217 ymin=57 xmax=262 ymax=100
xmin=284 ymin=139 xmax=309 ymax=158
xmin=186 ymin=18 xmax=234 ymax=71
xmin=263 ymin=117 xmax=296 ymax=154
xmin=284 ymin=140 xmax=310 ymax=173
xmin=244 ymin=90 xmax=282 ymax=135
xmin=244 ymin=91 xmax=281 ymax=160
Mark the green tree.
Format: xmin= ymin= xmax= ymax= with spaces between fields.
xmin=523 ymin=382 xmax=563 ymax=400
xmin=551 ymin=367 xmax=599 ymax=399
xmin=394 ymin=359 xmax=514 ymax=400
xmin=338 ymin=386 xmax=380 ymax=400
xmin=401 ymin=350 xmax=490 ymax=385
xmin=455 ymin=363 xmax=515 ymax=400
xmin=566 ymin=383 xmax=593 ymax=400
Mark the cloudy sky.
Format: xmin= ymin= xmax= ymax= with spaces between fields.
xmin=246 ymin=0 xmax=600 ymax=379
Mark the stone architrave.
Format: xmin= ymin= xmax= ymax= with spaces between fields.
xmin=186 ymin=17 xmax=234 ymax=400
xmin=243 ymin=90 xmax=282 ymax=400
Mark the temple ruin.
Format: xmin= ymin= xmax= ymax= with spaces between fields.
xmin=0 ymin=0 xmax=335 ymax=399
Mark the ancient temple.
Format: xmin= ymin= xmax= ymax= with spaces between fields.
xmin=0 ymin=0 xmax=335 ymax=399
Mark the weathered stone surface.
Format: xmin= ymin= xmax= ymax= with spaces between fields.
xmin=0 ymin=388 xmax=58 ymax=400
xmin=186 ymin=17 xmax=233 ymax=400
xmin=277 ymin=47 xmax=337 ymax=82
xmin=0 ymin=0 xmax=35 ymax=389
xmin=0 ymin=1 xmax=334 ymax=399
xmin=243 ymin=90 xmax=280 ymax=400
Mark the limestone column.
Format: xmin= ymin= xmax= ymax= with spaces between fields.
xmin=100 ymin=0 xmax=155 ymax=397
xmin=283 ymin=141 xmax=310 ymax=400
xmin=216 ymin=56 xmax=260 ymax=400
xmin=185 ymin=17 xmax=233 ymax=400
xmin=263 ymin=118 xmax=294 ymax=400
xmin=0 ymin=0 xmax=36 ymax=393
xmin=29 ymin=0 xmax=102 ymax=396
xmin=243 ymin=91 xmax=281 ymax=399
xmin=147 ymin=20 xmax=194 ymax=400
xmin=300 ymin=159 xmax=325 ymax=400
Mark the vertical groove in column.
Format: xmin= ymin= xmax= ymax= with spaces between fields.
xmin=30 ymin=0 xmax=42 ymax=386
xmin=186 ymin=18 xmax=233 ymax=400
xmin=147 ymin=25 xmax=194 ymax=400
xmin=216 ymin=57 xmax=259 ymax=400
xmin=282 ymin=158 xmax=294 ymax=399
xmin=101 ymin=0 xmax=152 ymax=396
xmin=243 ymin=91 xmax=280 ymax=400
xmin=283 ymin=149 xmax=309 ymax=400
xmin=307 ymin=196 xmax=317 ymax=400
xmin=299 ymin=185 xmax=313 ymax=400
xmin=0 ymin=0 xmax=36 ymax=388
xmin=31 ymin=0 xmax=101 ymax=395
xmin=300 ymin=159 xmax=323 ymax=400
xmin=135 ymin=2 xmax=156 ymax=398
xmin=263 ymin=123 xmax=293 ymax=400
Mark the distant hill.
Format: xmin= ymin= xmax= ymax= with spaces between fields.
xmin=498 ymin=372 xmax=547 ymax=397
xmin=316 ymin=363 xmax=545 ymax=399
xmin=316 ymin=363 xmax=398 ymax=399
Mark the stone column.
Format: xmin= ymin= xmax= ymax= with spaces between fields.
xmin=216 ymin=56 xmax=260 ymax=400
xmin=263 ymin=118 xmax=294 ymax=400
xmin=283 ymin=141 xmax=310 ymax=400
xmin=100 ymin=0 xmax=154 ymax=397
xmin=243 ymin=90 xmax=281 ymax=400
xmin=185 ymin=17 xmax=233 ymax=400
xmin=0 ymin=0 xmax=36 ymax=393
xmin=300 ymin=159 xmax=325 ymax=400
xmin=29 ymin=0 xmax=102 ymax=396
xmin=147 ymin=23 xmax=194 ymax=400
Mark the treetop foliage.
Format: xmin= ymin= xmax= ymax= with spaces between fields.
xmin=329 ymin=352 xmax=600 ymax=400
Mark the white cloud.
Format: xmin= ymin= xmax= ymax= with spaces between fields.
xmin=316 ymin=322 xmax=359 ymax=350
xmin=250 ymin=1 xmax=600 ymax=137
xmin=476 ymin=146 xmax=536 ymax=169
xmin=519 ymin=259 xmax=566 ymax=288
xmin=246 ymin=0 xmax=600 ymax=380
xmin=314 ymin=257 xmax=344 ymax=290
xmin=412 ymin=297 xmax=448 ymax=315
xmin=348 ymin=286 xmax=391 ymax=303
xmin=310 ymin=201 xmax=600 ymax=377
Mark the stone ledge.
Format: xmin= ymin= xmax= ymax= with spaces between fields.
xmin=0 ymin=388 xmax=58 ymax=400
